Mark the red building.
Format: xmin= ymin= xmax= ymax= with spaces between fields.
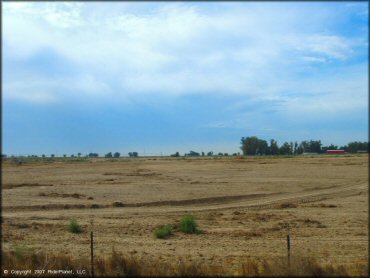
xmin=326 ymin=150 xmax=345 ymax=154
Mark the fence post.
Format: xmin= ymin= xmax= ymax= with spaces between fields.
xmin=90 ymin=220 xmax=94 ymax=277
xmin=287 ymin=224 xmax=291 ymax=269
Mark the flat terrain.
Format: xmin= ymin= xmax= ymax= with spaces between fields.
xmin=2 ymin=155 xmax=368 ymax=275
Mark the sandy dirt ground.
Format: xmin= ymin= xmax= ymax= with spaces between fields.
xmin=2 ymin=155 xmax=368 ymax=274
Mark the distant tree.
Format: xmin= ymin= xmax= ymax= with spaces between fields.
xmin=105 ymin=152 xmax=113 ymax=158
xmin=88 ymin=153 xmax=99 ymax=157
xmin=187 ymin=151 xmax=200 ymax=157
xmin=42 ymin=154 xmax=46 ymax=158
xmin=241 ymin=136 xmax=259 ymax=155
xmin=128 ymin=152 xmax=138 ymax=157
xmin=279 ymin=142 xmax=293 ymax=155
xmin=63 ymin=154 xmax=67 ymax=157
xmin=290 ymin=142 xmax=294 ymax=154
xmin=218 ymin=152 xmax=223 ymax=156
xmin=299 ymin=141 xmax=309 ymax=153
xmin=241 ymin=136 xmax=268 ymax=155
xmin=297 ymin=140 xmax=321 ymax=153
xmin=269 ymin=139 xmax=279 ymax=155
xmin=171 ymin=152 xmax=180 ymax=157
xmin=51 ymin=154 xmax=55 ymax=158
xmin=309 ymin=140 xmax=322 ymax=153
xmin=224 ymin=153 xmax=229 ymax=156
xmin=322 ymin=144 xmax=338 ymax=153
xmin=346 ymin=141 xmax=369 ymax=153
xmin=113 ymin=152 xmax=120 ymax=158
xmin=293 ymin=141 xmax=298 ymax=155
xmin=207 ymin=151 xmax=213 ymax=156
xmin=71 ymin=154 xmax=75 ymax=158
xmin=78 ymin=152 xmax=82 ymax=157
xmin=201 ymin=152 xmax=205 ymax=156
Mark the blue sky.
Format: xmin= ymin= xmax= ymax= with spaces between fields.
xmin=3 ymin=2 xmax=369 ymax=156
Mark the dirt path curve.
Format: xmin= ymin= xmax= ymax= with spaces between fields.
xmin=3 ymin=182 xmax=367 ymax=220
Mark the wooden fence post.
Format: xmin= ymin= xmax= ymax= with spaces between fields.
xmin=287 ymin=224 xmax=291 ymax=268
xmin=90 ymin=220 xmax=94 ymax=277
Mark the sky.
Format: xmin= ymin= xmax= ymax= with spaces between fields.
xmin=2 ymin=1 xmax=369 ymax=156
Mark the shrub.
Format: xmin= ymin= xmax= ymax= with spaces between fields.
xmin=14 ymin=244 xmax=33 ymax=260
xmin=154 ymin=225 xmax=173 ymax=239
xmin=69 ymin=219 xmax=82 ymax=234
xmin=180 ymin=215 xmax=199 ymax=234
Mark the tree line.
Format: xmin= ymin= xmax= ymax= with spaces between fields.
xmin=2 ymin=138 xmax=368 ymax=159
xmin=240 ymin=136 xmax=369 ymax=155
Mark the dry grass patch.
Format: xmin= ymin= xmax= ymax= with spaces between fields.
xmin=2 ymin=250 xmax=367 ymax=277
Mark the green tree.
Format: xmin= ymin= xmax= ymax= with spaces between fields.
xmin=346 ymin=141 xmax=369 ymax=153
xmin=241 ymin=136 xmax=268 ymax=155
xmin=269 ymin=139 xmax=279 ymax=155
xmin=322 ymin=144 xmax=338 ymax=153
xmin=279 ymin=142 xmax=292 ymax=155
xmin=293 ymin=141 xmax=298 ymax=155
xmin=298 ymin=140 xmax=321 ymax=153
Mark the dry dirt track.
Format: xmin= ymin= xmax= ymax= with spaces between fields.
xmin=2 ymin=181 xmax=367 ymax=219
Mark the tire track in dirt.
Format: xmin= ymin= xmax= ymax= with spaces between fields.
xmin=3 ymin=183 xmax=367 ymax=219
xmin=2 ymin=193 xmax=278 ymax=211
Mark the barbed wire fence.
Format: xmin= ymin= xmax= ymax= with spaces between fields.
xmin=85 ymin=222 xmax=368 ymax=276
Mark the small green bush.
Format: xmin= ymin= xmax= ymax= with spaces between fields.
xmin=154 ymin=225 xmax=173 ymax=239
xmin=69 ymin=219 xmax=82 ymax=234
xmin=180 ymin=215 xmax=199 ymax=234
xmin=14 ymin=244 xmax=33 ymax=260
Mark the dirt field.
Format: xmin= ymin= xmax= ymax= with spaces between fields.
xmin=2 ymin=155 xmax=368 ymax=275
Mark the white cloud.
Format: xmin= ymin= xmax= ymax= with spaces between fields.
xmin=3 ymin=1 xmax=368 ymax=110
xmin=301 ymin=56 xmax=327 ymax=63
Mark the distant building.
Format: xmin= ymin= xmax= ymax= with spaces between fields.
xmin=326 ymin=150 xmax=345 ymax=155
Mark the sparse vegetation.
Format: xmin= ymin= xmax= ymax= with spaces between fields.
xmin=14 ymin=244 xmax=33 ymax=260
xmin=154 ymin=225 xmax=173 ymax=239
xmin=68 ymin=219 xmax=82 ymax=234
xmin=112 ymin=201 xmax=125 ymax=207
xmin=180 ymin=215 xmax=200 ymax=234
